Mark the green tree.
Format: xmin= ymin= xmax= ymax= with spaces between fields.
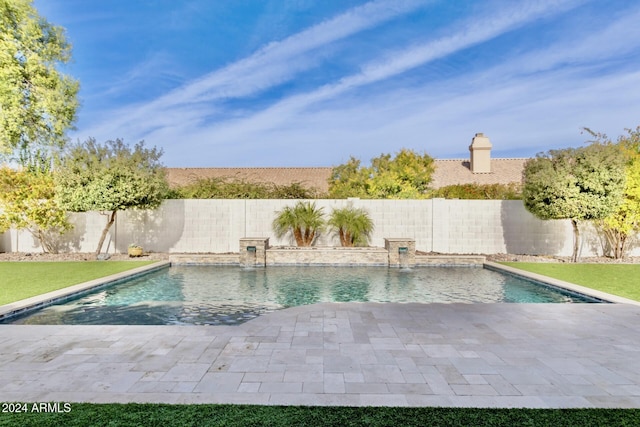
xmin=0 ymin=167 xmax=71 ymax=253
xmin=588 ymin=127 xmax=640 ymax=258
xmin=54 ymin=138 xmax=169 ymax=256
xmin=328 ymin=156 xmax=370 ymax=198
xmin=522 ymin=143 xmax=626 ymax=262
xmin=328 ymin=206 xmax=374 ymax=247
xmin=272 ymin=201 xmax=324 ymax=247
xmin=368 ymin=149 xmax=434 ymax=198
xmin=0 ymin=0 xmax=79 ymax=159
xmin=328 ymin=149 xmax=434 ymax=199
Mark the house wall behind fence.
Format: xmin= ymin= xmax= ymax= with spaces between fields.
xmin=0 ymin=199 xmax=636 ymax=256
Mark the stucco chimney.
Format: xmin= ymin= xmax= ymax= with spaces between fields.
xmin=469 ymin=133 xmax=492 ymax=173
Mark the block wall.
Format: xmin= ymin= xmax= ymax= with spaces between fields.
xmin=433 ymin=200 xmax=573 ymax=255
xmin=0 ymin=199 xmax=637 ymax=257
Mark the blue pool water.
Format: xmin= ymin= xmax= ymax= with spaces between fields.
xmin=6 ymin=266 xmax=599 ymax=326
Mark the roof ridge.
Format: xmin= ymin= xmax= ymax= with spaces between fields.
xmin=434 ymin=158 xmax=529 ymax=161
xmin=166 ymin=166 xmax=334 ymax=170
xmin=166 ymin=160 xmax=528 ymax=169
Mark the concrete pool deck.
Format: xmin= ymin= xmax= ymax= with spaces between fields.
xmin=1 ymin=302 xmax=639 ymax=407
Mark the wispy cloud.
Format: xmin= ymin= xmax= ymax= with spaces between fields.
xmin=480 ymin=5 xmax=640 ymax=79
xmin=72 ymin=0 xmax=640 ymax=167
xmin=177 ymin=0 xmax=587 ymax=142
xmin=158 ymin=66 xmax=639 ymax=166
xmin=83 ymin=0 xmax=431 ymax=139
xmin=91 ymin=52 xmax=184 ymax=99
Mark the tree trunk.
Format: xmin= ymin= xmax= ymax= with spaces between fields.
xmin=96 ymin=210 xmax=117 ymax=256
xmin=303 ymin=227 xmax=311 ymax=246
xmin=293 ymin=227 xmax=303 ymax=246
xmin=345 ymin=231 xmax=353 ymax=247
xmin=599 ymin=225 xmax=628 ymax=259
xmin=571 ymin=219 xmax=580 ymax=263
xmin=306 ymin=230 xmax=315 ymax=246
xmin=602 ymin=227 xmax=615 ymax=258
xmin=339 ymin=229 xmax=346 ymax=247
xmin=618 ymin=234 xmax=627 ymax=259
xmin=29 ymin=227 xmax=56 ymax=254
xmin=38 ymin=229 xmax=57 ymax=254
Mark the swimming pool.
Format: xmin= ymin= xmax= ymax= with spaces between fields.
xmin=4 ymin=265 xmax=601 ymax=326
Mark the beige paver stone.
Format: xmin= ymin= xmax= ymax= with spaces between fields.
xmin=160 ymin=363 xmax=210 ymax=382
xmin=259 ymin=382 xmax=302 ymax=393
xmin=1 ymin=303 xmax=640 ymax=407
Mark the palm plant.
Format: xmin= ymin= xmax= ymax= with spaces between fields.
xmin=328 ymin=206 xmax=374 ymax=247
xmin=272 ymin=201 xmax=325 ymax=246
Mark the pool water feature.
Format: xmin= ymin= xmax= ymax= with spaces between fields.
xmin=5 ymin=265 xmax=601 ymax=326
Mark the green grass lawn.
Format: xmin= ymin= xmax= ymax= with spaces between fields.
xmin=0 ymin=404 xmax=637 ymax=427
xmin=500 ymin=262 xmax=640 ymax=301
xmin=0 ymin=261 xmax=154 ymax=306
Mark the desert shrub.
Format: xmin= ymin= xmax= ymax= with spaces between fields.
xmin=429 ymin=183 xmax=522 ymax=199
xmin=171 ymin=178 xmax=322 ymax=199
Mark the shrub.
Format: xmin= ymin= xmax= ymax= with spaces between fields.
xmin=0 ymin=167 xmax=71 ymax=253
xmin=429 ymin=183 xmax=522 ymax=199
xmin=592 ymin=126 xmax=640 ymax=259
xmin=171 ymin=178 xmax=322 ymax=199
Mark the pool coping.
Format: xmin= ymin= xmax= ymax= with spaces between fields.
xmin=0 ymin=261 xmax=171 ymax=321
xmin=485 ymin=261 xmax=640 ymax=306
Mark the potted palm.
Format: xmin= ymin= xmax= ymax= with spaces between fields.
xmin=272 ymin=201 xmax=325 ymax=246
xmin=328 ymin=207 xmax=374 ymax=247
xmin=128 ymin=243 xmax=143 ymax=257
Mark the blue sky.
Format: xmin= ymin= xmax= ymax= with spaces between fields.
xmin=34 ymin=0 xmax=640 ymax=167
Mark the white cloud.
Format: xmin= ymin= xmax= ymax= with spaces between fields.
xmin=152 ymin=0 xmax=640 ymax=166
xmin=479 ymin=5 xmax=640 ymax=79
xmin=171 ymin=0 xmax=587 ymax=145
xmin=81 ymin=0 xmax=431 ymax=140
xmin=156 ymin=67 xmax=639 ymax=166
xmin=76 ymin=0 xmax=640 ymax=167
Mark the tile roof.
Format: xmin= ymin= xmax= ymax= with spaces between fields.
xmin=165 ymin=158 xmax=529 ymax=193
xmin=165 ymin=167 xmax=334 ymax=192
xmin=430 ymin=158 xmax=528 ymax=188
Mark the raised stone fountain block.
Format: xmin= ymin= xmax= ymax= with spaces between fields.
xmin=384 ymin=238 xmax=416 ymax=268
xmin=239 ymin=237 xmax=269 ymax=267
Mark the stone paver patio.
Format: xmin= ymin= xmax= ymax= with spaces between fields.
xmin=1 ymin=303 xmax=639 ymax=407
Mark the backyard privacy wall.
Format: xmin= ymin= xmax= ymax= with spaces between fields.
xmin=0 ymin=199 xmax=637 ymax=257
